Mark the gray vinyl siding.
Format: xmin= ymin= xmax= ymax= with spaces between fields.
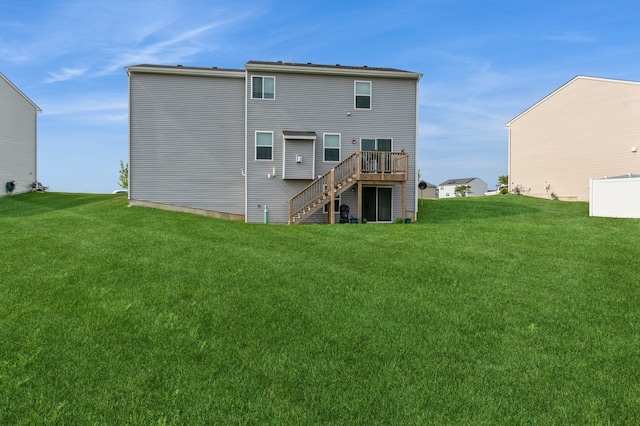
xmin=283 ymin=139 xmax=315 ymax=179
xmin=129 ymin=72 xmax=245 ymax=215
xmin=246 ymin=71 xmax=418 ymax=223
xmin=0 ymin=74 xmax=38 ymax=196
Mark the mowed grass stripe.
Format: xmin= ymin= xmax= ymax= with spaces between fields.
xmin=1 ymin=193 xmax=639 ymax=424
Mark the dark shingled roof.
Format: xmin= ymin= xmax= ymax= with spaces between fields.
xmin=246 ymin=60 xmax=415 ymax=74
xmin=440 ymin=178 xmax=477 ymax=186
xmin=130 ymin=64 xmax=245 ymax=73
xmin=282 ymin=130 xmax=317 ymax=138
xmin=129 ymin=61 xmax=420 ymax=77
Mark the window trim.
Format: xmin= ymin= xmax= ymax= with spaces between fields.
xmin=255 ymin=131 xmax=274 ymax=161
xmin=323 ymin=133 xmax=341 ymax=162
xmin=323 ymin=185 xmax=341 ymax=213
xmin=251 ymin=75 xmax=276 ymax=100
xmin=354 ymin=80 xmax=371 ymax=110
xmin=360 ymin=137 xmax=393 ymax=151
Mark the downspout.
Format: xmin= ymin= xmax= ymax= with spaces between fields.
xmin=244 ymin=69 xmax=249 ymax=223
xmin=414 ymin=76 xmax=421 ymax=220
xmin=264 ymin=205 xmax=268 ymax=224
xmin=35 ymin=106 xmax=39 ymax=191
xmin=34 ymin=98 xmax=42 ymax=194
xmin=127 ymin=68 xmax=132 ymax=200
xmin=508 ymin=124 xmax=511 ymax=190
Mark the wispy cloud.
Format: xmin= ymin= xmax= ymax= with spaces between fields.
xmin=6 ymin=1 xmax=258 ymax=81
xmin=44 ymin=67 xmax=89 ymax=83
xmin=0 ymin=43 xmax=30 ymax=64
xmin=98 ymin=23 xmax=220 ymax=75
xmin=39 ymin=95 xmax=128 ymax=126
xmin=543 ymin=31 xmax=597 ymax=43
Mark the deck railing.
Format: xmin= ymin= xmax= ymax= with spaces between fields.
xmin=288 ymin=151 xmax=408 ymax=224
xmin=360 ymin=150 xmax=408 ymax=177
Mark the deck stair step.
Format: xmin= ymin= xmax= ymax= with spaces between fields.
xmin=288 ymin=151 xmax=408 ymax=224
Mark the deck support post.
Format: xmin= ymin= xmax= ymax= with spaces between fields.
xmin=401 ymin=181 xmax=406 ymax=221
xmin=357 ymin=180 xmax=363 ymax=223
xmin=328 ymin=168 xmax=335 ymax=224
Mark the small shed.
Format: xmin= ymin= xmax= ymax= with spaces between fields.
xmin=418 ymin=181 xmax=438 ymax=199
xmin=590 ymin=174 xmax=640 ymax=218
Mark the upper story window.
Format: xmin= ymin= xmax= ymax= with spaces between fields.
xmin=256 ymin=131 xmax=273 ymax=160
xmin=252 ymin=76 xmax=275 ymax=99
xmin=355 ymin=81 xmax=371 ymax=109
xmin=324 ymin=133 xmax=340 ymax=162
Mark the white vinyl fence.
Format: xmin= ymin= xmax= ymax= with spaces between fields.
xmin=590 ymin=174 xmax=640 ymax=218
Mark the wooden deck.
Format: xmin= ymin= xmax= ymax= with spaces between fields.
xmin=288 ymin=151 xmax=409 ymax=224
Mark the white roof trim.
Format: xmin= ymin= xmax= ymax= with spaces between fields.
xmin=126 ymin=63 xmax=423 ymax=81
xmin=0 ymin=72 xmax=42 ymax=113
xmin=506 ymin=75 xmax=640 ymax=127
xmin=245 ymin=62 xmax=422 ymax=80
xmin=126 ymin=65 xmax=245 ymax=79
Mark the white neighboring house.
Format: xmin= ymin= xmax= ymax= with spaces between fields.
xmin=0 ymin=72 xmax=41 ymax=196
xmin=438 ymin=178 xmax=488 ymax=198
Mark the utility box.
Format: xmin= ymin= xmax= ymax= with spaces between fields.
xmin=590 ymin=174 xmax=640 ymax=218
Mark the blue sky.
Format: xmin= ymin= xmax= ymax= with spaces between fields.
xmin=2 ymin=0 xmax=639 ymax=193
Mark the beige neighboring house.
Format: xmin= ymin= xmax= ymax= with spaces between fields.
xmin=506 ymin=76 xmax=640 ymax=202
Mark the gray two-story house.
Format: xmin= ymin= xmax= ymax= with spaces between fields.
xmin=1 ymin=72 xmax=41 ymax=196
xmin=127 ymin=61 xmax=421 ymax=224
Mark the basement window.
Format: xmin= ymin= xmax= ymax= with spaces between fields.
xmin=323 ymin=185 xmax=341 ymax=213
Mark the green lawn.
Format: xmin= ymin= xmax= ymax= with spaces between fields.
xmin=1 ymin=193 xmax=639 ymax=424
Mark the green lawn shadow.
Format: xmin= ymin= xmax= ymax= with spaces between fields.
xmin=418 ymin=196 xmax=540 ymax=224
xmin=0 ymin=192 xmax=117 ymax=218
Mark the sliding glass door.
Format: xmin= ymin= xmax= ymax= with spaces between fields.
xmin=362 ymin=187 xmax=392 ymax=222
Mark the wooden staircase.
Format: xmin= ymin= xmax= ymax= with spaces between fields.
xmin=288 ymin=151 xmax=409 ymax=224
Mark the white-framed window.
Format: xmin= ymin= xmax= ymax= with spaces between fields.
xmin=252 ymin=76 xmax=275 ymax=99
xmin=354 ymin=81 xmax=371 ymax=109
xmin=323 ymin=133 xmax=340 ymax=162
xmin=361 ymin=137 xmax=392 ymax=151
xmin=255 ymin=131 xmax=273 ymax=160
xmin=323 ymin=185 xmax=341 ymax=213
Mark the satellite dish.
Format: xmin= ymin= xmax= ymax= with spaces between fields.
xmin=418 ymin=181 xmax=427 ymax=190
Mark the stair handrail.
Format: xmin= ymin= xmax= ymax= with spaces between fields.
xmin=289 ymin=152 xmax=359 ymax=223
xmin=288 ymin=151 xmax=409 ymax=223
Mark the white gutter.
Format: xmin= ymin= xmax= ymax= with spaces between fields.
xmin=125 ymin=65 xmax=245 ymax=79
xmin=245 ymin=63 xmax=422 ymax=80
